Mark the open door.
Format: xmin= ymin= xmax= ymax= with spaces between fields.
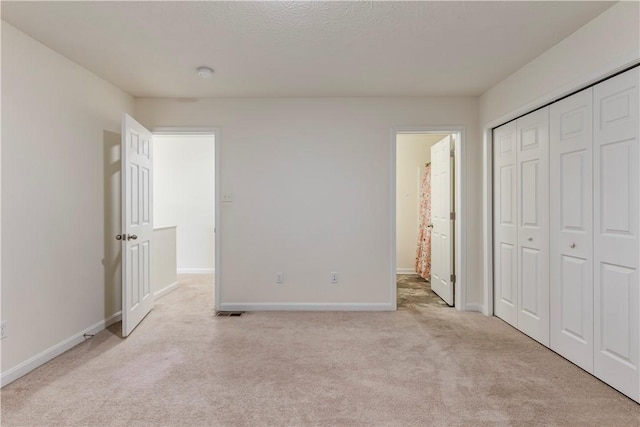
xmin=120 ymin=113 xmax=154 ymax=337
xmin=430 ymin=135 xmax=454 ymax=306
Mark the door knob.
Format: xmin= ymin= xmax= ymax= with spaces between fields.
xmin=527 ymin=237 xmax=533 ymax=242
xmin=115 ymin=234 xmax=124 ymax=241
xmin=127 ymin=234 xmax=138 ymax=241
xmin=427 ymin=224 xmax=434 ymax=228
xmin=570 ymin=243 xmax=576 ymax=248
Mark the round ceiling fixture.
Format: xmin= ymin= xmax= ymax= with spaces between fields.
xmin=197 ymin=66 xmax=214 ymax=78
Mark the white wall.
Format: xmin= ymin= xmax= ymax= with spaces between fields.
xmin=1 ymin=22 xmax=133 ymax=379
xmin=480 ymin=1 xmax=640 ymax=126
xmin=134 ymin=97 xmax=481 ymax=309
xmin=153 ymin=135 xmax=215 ymax=273
xmin=153 ymin=226 xmax=178 ymax=298
xmin=395 ymin=134 xmax=448 ymax=273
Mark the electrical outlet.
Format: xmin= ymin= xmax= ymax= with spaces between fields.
xmin=330 ymin=272 xmax=339 ymax=284
xmin=0 ymin=320 xmax=6 ymax=340
xmin=276 ymin=272 xmax=284 ymax=284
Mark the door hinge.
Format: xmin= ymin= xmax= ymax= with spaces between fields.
xmin=450 ymin=149 xmax=455 ymax=158
xmin=450 ymin=211 xmax=456 ymax=220
xmin=450 ymin=274 xmax=456 ymax=284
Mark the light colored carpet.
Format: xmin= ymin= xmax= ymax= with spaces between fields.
xmin=1 ymin=275 xmax=639 ymax=426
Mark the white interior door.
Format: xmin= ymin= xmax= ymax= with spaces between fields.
xmin=121 ymin=113 xmax=154 ymax=337
xmin=493 ymin=121 xmax=518 ymax=327
xmin=593 ymin=67 xmax=639 ymax=400
xmin=550 ymin=87 xmax=594 ymax=372
xmin=516 ymin=108 xmax=550 ymax=345
xmin=430 ymin=135 xmax=454 ymax=306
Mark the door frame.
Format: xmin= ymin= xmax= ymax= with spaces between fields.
xmin=152 ymin=127 xmax=221 ymax=311
xmin=391 ymin=126 xmax=467 ymax=310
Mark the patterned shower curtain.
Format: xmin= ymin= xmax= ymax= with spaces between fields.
xmin=415 ymin=163 xmax=432 ymax=280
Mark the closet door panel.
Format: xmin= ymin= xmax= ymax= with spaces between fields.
xmin=494 ymin=121 xmax=518 ymax=327
xmin=550 ymin=88 xmax=594 ymax=372
xmin=560 ymin=256 xmax=588 ymax=336
xmin=594 ymin=67 xmax=639 ymax=401
xmin=516 ymin=108 xmax=550 ymax=345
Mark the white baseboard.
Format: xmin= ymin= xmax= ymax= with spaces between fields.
xmin=464 ymin=303 xmax=483 ymax=313
xmin=154 ymin=281 xmax=179 ymax=300
xmin=220 ymin=303 xmax=394 ymax=312
xmin=396 ymin=268 xmax=417 ymax=275
xmin=1 ymin=311 xmax=122 ymax=388
xmin=177 ymin=268 xmax=214 ymax=275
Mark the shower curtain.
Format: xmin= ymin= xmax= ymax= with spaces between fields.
xmin=415 ymin=163 xmax=432 ymax=280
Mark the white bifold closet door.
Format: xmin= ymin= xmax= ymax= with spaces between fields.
xmin=493 ymin=108 xmax=550 ymax=346
xmin=497 ymin=67 xmax=639 ymax=402
xmin=493 ymin=121 xmax=518 ymax=327
xmin=593 ymin=67 xmax=639 ymax=401
xmin=550 ymin=88 xmax=594 ymax=373
xmin=515 ymin=108 xmax=550 ymax=346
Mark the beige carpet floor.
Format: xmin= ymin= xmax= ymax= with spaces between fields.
xmin=1 ymin=275 xmax=639 ymax=426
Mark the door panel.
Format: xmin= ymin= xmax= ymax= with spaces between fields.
xmin=430 ymin=135 xmax=454 ymax=306
xmin=560 ymin=152 xmax=586 ymax=230
xmin=122 ymin=113 xmax=154 ymax=337
xmin=601 ymin=141 xmax=632 ymax=232
xmin=499 ymin=243 xmax=516 ymax=305
xmin=494 ymin=121 xmax=518 ymax=326
xmin=500 ymin=166 xmax=515 ymax=224
xmin=560 ymin=255 xmax=588 ymax=342
xmin=600 ymin=263 xmax=634 ymax=363
xmin=516 ymin=107 xmax=550 ymax=345
xmin=550 ymin=88 xmax=594 ymax=372
xmin=594 ymin=67 xmax=639 ymax=401
xmin=520 ymin=160 xmax=539 ymax=227
xmin=130 ymin=245 xmax=140 ymax=307
xmin=521 ymin=247 xmax=539 ymax=316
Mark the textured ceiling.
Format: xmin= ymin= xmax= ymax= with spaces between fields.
xmin=1 ymin=1 xmax=615 ymax=98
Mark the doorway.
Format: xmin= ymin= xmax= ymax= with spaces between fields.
xmin=393 ymin=129 xmax=463 ymax=310
xmin=151 ymin=131 xmax=217 ymax=308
